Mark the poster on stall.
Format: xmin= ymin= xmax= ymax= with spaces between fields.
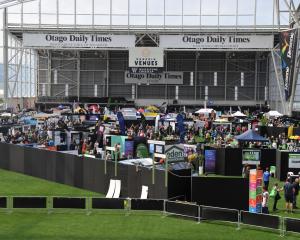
xmin=125 ymin=140 xmax=134 ymax=158
xmin=249 ymin=169 xmax=263 ymax=213
xmin=204 ymin=150 xmax=216 ymax=173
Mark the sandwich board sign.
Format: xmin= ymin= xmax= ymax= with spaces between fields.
xmin=165 ymin=145 xmax=185 ymax=163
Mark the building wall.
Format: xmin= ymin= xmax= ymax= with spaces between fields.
xmin=38 ymin=50 xmax=269 ymax=105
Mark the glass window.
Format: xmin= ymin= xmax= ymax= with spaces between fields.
xmin=59 ymin=0 xmax=75 ymax=14
xmin=130 ymin=0 xmax=146 ymax=15
xmin=112 ymin=0 xmax=128 ymax=15
xmin=94 ymin=0 xmax=110 ymax=14
xmin=219 ymin=16 xmax=236 ymax=26
xmin=76 ymin=15 xmax=93 ymax=25
xmin=23 ymin=1 xmax=39 ymax=14
xmin=201 ymin=0 xmax=218 ymax=15
xmin=237 ymin=15 xmax=254 ymax=26
xmin=165 ymin=0 xmax=182 ymax=15
xmin=130 ymin=16 xmax=146 ymax=26
xmin=147 ymin=16 xmax=164 ymax=25
xmin=256 ymin=0 xmax=274 ymax=25
xmin=148 ymin=0 xmax=164 ymax=15
xmin=77 ymin=0 xmax=92 ymax=14
xmin=201 ymin=16 xmax=218 ymax=26
xmin=41 ymin=14 xmax=57 ymax=25
xmin=112 ymin=15 xmax=128 ymax=25
xmin=238 ymin=0 xmax=254 ymax=15
xmin=183 ymin=0 xmax=200 ymax=15
xmin=23 ymin=14 xmax=39 ymax=24
xmin=220 ymin=0 xmax=237 ymax=15
xmin=41 ymin=0 xmax=57 ymax=14
xmin=59 ymin=14 xmax=75 ymax=25
xmin=94 ymin=15 xmax=110 ymax=25
xmin=183 ymin=16 xmax=200 ymax=26
xmin=7 ymin=4 xmax=21 ymax=14
xmin=165 ymin=16 xmax=182 ymax=26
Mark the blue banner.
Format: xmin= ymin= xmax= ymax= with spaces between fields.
xmin=205 ymin=150 xmax=216 ymax=173
xmin=176 ymin=114 xmax=186 ymax=143
xmin=117 ymin=112 xmax=126 ymax=135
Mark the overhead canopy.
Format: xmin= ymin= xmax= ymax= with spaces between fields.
xmin=195 ymin=108 xmax=214 ymax=114
xmin=231 ymin=111 xmax=246 ymax=117
xmin=235 ymin=129 xmax=268 ymax=142
xmin=264 ymin=110 xmax=283 ymax=118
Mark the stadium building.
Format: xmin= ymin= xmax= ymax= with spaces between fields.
xmin=1 ymin=0 xmax=300 ymax=115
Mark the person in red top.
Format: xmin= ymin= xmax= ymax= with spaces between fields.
xmin=81 ymin=139 xmax=87 ymax=154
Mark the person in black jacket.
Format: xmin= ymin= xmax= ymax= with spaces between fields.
xmin=293 ymin=178 xmax=299 ymax=209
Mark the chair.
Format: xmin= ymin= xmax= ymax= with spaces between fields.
xmin=140 ymin=185 xmax=148 ymax=199
xmin=112 ymin=180 xmax=121 ymax=198
xmin=106 ymin=179 xmax=116 ymax=198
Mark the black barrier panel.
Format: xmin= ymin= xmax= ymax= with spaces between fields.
xmin=92 ymin=198 xmax=124 ymax=209
xmin=0 ymin=197 xmax=7 ymax=208
xmin=53 ymin=198 xmax=86 ymax=209
xmin=131 ymin=199 xmax=164 ymax=211
xmin=13 ymin=197 xmax=47 ymax=208
xmin=286 ymin=218 xmax=300 ymax=233
xmin=241 ymin=211 xmax=280 ymax=230
xmin=0 ymin=143 xmax=10 ymax=170
xmin=166 ymin=201 xmax=199 ymax=218
xmin=9 ymin=145 xmax=24 ymax=173
xmin=201 ymin=206 xmax=239 ymax=222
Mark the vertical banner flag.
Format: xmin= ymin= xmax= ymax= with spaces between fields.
xmin=204 ymin=150 xmax=216 ymax=174
xmin=117 ymin=112 xmax=126 ymax=135
xmin=280 ymin=29 xmax=298 ymax=100
xmin=176 ymin=114 xmax=186 ymax=143
xmin=249 ymin=169 xmax=263 ymax=213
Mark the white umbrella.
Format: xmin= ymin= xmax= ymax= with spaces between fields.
xmin=265 ymin=110 xmax=283 ymax=118
xmin=195 ymin=108 xmax=214 ymax=114
xmin=231 ymin=111 xmax=246 ymax=117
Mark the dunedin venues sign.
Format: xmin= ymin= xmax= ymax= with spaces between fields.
xmin=124 ymin=71 xmax=183 ymax=85
xmin=160 ymin=35 xmax=274 ymax=49
xmin=23 ymin=33 xmax=135 ymax=48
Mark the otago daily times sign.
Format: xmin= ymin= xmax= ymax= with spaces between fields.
xmin=23 ymin=33 xmax=135 ymax=48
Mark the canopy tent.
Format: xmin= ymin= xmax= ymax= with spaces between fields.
xmin=231 ymin=111 xmax=246 ymax=117
xmin=195 ymin=108 xmax=214 ymax=114
xmin=264 ymin=110 xmax=283 ymax=118
xmin=235 ymin=129 xmax=268 ymax=142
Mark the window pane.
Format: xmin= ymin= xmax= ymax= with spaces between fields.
xmin=60 ymin=0 xmax=75 ymax=14
xmin=41 ymin=0 xmax=57 ymax=14
xmin=77 ymin=0 xmax=92 ymax=14
xmin=183 ymin=0 xmax=200 ymax=15
xmin=148 ymin=0 xmax=164 ymax=15
xmin=94 ymin=0 xmax=110 ymax=14
xmin=23 ymin=1 xmax=39 ymax=14
xmin=220 ymin=0 xmax=237 ymax=15
xmin=112 ymin=0 xmax=128 ymax=15
xmin=256 ymin=0 xmax=274 ymax=25
xmin=130 ymin=0 xmax=146 ymax=15
xmin=238 ymin=0 xmax=254 ymax=15
xmin=202 ymin=0 xmax=218 ymax=15
xmin=165 ymin=0 xmax=182 ymax=15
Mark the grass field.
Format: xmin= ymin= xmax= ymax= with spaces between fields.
xmin=0 ymin=169 xmax=300 ymax=240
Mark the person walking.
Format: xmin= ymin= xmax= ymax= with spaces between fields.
xmin=284 ymin=178 xmax=295 ymax=213
xmin=262 ymin=186 xmax=270 ymax=214
xmin=263 ymin=167 xmax=271 ymax=190
xmin=293 ymin=178 xmax=299 ymax=209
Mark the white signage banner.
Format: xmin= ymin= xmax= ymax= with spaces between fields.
xmin=289 ymin=154 xmax=300 ymax=168
xmin=165 ymin=145 xmax=185 ymax=163
xmin=125 ymin=71 xmax=183 ymax=85
xmin=129 ymin=47 xmax=164 ymax=68
xmin=160 ymin=35 xmax=274 ymax=49
xmin=23 ymin=33 xmax=135 ymax=48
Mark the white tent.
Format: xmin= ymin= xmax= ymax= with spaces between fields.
xmin=195 ymin=108 xmax=214 ymax=114
xmin=231 ymin=111 xmax=246 ymax=117
xmin=264 ymin=110 xmax=283 ymax=118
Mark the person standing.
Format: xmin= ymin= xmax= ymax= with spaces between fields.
xmin=284 ymin=178 xmax=295 ymax=213
xmin=271 ymin=183 xmax=282 ymax=211
xmin=293 ymin=178 xmax=299 ymax=209
xmin=263 ymin=167 xmax=271 ymax=190
xmin=262 ymin=186 xmax=270 ymax=214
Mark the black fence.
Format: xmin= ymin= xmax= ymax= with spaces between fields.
xmin=0 ymin=196 xmax=299 ymax=237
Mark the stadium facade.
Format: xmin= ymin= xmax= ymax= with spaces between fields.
xmin=2 ymin=0 xmax=300 ymax=115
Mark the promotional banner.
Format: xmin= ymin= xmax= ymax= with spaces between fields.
xmin=280 ymin=29 xmax=298 ymax=100
xmin=116 ymin=112 xmax=126 ymax=135
xmin=129 ymin=47 xmax=164 ymax=68
xmin=289 ymin=154 xmax=300 ymax=168
xmin=165 ymin=144 xmax=185 ymax=163
xmin=124 ymin=71 xmax=183 ymax=84
xmin=242 ymin=149 xmax=261 ymax=165
xmin=124 ymin=140 xmax=134 ymax=158
xmin=160 ymin=35 xmax=274 ymax=49
xmin=23 ymin=33 xmax=135 ymax=48
xmin=249 ymin=169 xmax=263 ymax=213
xmin=204 ymin=150 xmax=216 ymax=174
xmin=176 ymin=114 xmax=186 ymax=144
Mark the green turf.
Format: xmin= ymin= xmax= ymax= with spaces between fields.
xmin=0 ymin=211 xmax=299 ymax=240
xmin=0 ymin=169 xmax=102 ymax=197
xmin=0 ymin=169 xmax=299 ymax=240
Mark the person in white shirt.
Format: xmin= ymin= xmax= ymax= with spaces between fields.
xmin=262 ymin=186 xmax=270 ymax=214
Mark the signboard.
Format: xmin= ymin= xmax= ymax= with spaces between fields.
xmin=165 ymin=144 xmax=185 ymax=163
xmin=242 ymin=150 xmax=261 ymax=165
xmin=129 ymin=47 xmax=164 ymax=68
xmin=160 ymin=35 xmax=274 ymax=49
xmin=204 ymin=150 xmax=216 ymax=173
xmin=124 ymin=140 xmax=134 ymax=158
xmin=249 ymin=169 xmax=263 ymax=213
xmin=280 ymin=29 xmax=298 ymax=100
xmin=23 ymin=33 xmax=135 ymax=48
xmin=289 ymin=154 xmax=300 ymax=168
xmin=124 ymin=71 xmax=183 ymax=84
